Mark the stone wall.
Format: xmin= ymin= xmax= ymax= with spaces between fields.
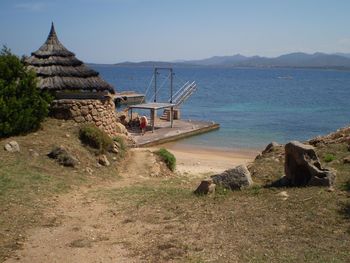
xmin=50 ymin=98 xmax=125 ymax=137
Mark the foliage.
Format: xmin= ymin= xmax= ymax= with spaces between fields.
xmin=324 ymin=153 xmax=336 ymax=162
xmin=0 ymin=46 xmax=52 ymax=137
xmin=79 ymin=124 xmax=113 ymax=153
xmin=155 ymin=148 xmax=176 ymax=171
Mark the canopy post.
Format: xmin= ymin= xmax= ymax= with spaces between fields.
xmin=170 ymin=107 xmax=174 ymax=128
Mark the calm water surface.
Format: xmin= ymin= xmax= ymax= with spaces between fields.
xmin=91 ymin=65 xmax=350 ymax=150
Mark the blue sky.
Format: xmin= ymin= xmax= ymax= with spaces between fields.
xmin=1 ymin=0 xmax=350 ymax=63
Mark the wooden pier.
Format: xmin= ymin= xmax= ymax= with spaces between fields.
xmin=129 ymin=119 xmax=220 ymax=147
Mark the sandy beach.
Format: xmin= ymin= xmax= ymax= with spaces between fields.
xmin=149 ymin=142 xmax=260 ymax=176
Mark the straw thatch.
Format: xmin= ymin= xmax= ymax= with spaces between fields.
xmin=25 ymin=23 xmax=114 ymax=93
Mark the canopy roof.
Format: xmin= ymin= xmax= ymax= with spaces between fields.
xmin=25 ymin=23 xmax=114 ymax=93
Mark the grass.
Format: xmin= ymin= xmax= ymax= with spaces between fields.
xmin=91 ymin=141 xmax=350 ymax=262
xmin=1 ymin=119 xmax=350 ymax=262
xmin=0 ymin=118 xmax=122 ymax=261
xmin=324 ymin=153 xmax=336 ymax=162
xmin=154 ymin=148 xmax=176 ymax=171
xmin=95 ymin=171 xmax=350 ymax=262
xmin=79 ymin=124 xmax=113 ymax=153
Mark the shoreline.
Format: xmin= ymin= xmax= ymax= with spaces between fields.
xmin=148 ymin=141 xmax=260 ymax=176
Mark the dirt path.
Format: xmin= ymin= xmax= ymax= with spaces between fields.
xmin=5 ymin=149 xmax=159 ymax=263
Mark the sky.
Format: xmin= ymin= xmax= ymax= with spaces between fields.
xmin=1 ymin=0 xmax=350 ymax=63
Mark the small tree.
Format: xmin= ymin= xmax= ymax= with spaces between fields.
xmin=0 ymin=46 xmax=52 ymax=137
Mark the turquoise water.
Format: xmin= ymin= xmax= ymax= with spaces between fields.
xmin=91 ymin=65 xmax=350 ymax=149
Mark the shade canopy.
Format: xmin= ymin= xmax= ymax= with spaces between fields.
xmin=25 ymin=23 xmax=115 ymax=93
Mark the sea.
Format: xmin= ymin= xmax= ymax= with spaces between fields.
xmin=91 ymin=65 xmax=350 ymax=150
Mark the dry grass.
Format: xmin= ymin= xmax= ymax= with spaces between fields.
xmin=0 ymin=118 xmax=121 ymax=261
xmin=93 ymin=142 xmax=350 ymax=262
xmin=1 ymin=119 xmax=350 ymax=262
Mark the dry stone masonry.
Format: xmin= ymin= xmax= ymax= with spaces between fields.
xmin=50 ymin=98 xmax=125 ymax=137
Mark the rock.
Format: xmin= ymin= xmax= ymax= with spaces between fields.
xmin=85 ymin=167 xmax=93 ymax=175
xmin=282 ymin=141 xmax=335 ymax=187
xmin=115 ymin=123 xmax=128 ymax=135
xmin=47 ymin=146 xmax=78 ymax=167
xmin=29 ymin=149 xmax=39 ymax=157
xmin=211 ymin=165 xmax=253 ymax=190
xmin=277 ymin=191 xmax=289 ymax=201
xmin=262 ymin=141 xmax=280 ymax=154
xmin=254 ymin=154 xmax=262 ymax=160
xmin=111 ymin=145 xmax=119 ymax=154
xmin=4 ymin=141 xmax=20 ymax=152
xmin=343 ymin=156 xmax=350 ymax=164
xmin=98 ymin=155 xmax=110 ymax=166
xmin=194 ymin=179 xmax=216 ymax=195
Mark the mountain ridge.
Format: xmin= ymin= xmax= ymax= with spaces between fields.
xmin=113 ymin=52 xmax=350 ymax=69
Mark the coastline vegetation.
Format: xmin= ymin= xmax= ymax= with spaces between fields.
xmin=155 ymin=148 xmax=176 ymax=171
xmin=0 ymin=46 xmax=52 ymax=138
xmin=79 ymin=124 xmax=114 ymax=153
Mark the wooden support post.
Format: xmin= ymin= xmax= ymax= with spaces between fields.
xmin=170 ymin=107 xmax=174 ymax=128
xmin=130 ymin=108 xmax=133 ymax=121
xmin=151 ymin=109 xmax=155 ymax=133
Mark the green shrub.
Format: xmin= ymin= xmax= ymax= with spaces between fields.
xmin=324 ymin=153 xmax=336 ymax=163
xmin=0 ymin=46 xmax=52 ymax=137
xmin=79 ymin=124 xmax=113 ymax=153
xmin=155 ymin=148 xmax=176 ymax=171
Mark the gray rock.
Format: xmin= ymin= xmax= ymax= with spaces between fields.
xmin=194 ymin=179 xmax=216 ymax=195
xmin=4 ymin=141 xmax=20 ymax=152
xmin=48 ymin=146 xmax=78 ymax=167
xmin=262 ymin=141 xmax=280 ymax=154
xmin=211 ymin=164 xmax=253 ymax=190
xmin=282 ymin=141 xmax=335 ymax=187
xmin=98 ymin=155 xmax=110 ymax=166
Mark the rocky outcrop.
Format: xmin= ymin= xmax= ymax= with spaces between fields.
xmin=309 ymin=126 xmax=350 ymax=146
xmin=262 ymin=141 xmax=280 ymax=154
xmin=194 ymin=179 xmax=216 ymax=195
xmin=48 ymin=146 xmax=78 ymax=167
xmin=4 ymin=141 xmax=20 ymax=153
xmin=50 ymin=98 xmax=123 ymax=137
xmin=211 ymin=165 xmax=253 ymax=190
xmin=278 ymin=141 xmax=336 ymax=187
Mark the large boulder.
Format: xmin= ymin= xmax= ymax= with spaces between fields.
xmin=4 ymin=141 xmax=20 ymax=152
xmin=282 ymin=141 xmax=335 ymax=187
xmin=211 ymin=164 xmax=253 ymax=190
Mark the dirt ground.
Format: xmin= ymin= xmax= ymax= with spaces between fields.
xmin=0 ymin=122 xmax=350 ymax=262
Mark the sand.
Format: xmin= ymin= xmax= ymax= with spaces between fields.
xmin=149 ymin=142 xmax=260 ymax=176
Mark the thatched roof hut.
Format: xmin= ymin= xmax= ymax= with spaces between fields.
xmin=25 ymin=23 xmax=114 ymax=94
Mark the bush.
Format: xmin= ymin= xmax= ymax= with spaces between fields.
xmin=0 ymin=46 xmax=52 ymax=137
xmin=155 ymin=148 xmax=176 ymax=171
xmin=79 ymin=124 xmax=113 ymax=153
xmin=324 ymin=153 xmax=336 ymax=163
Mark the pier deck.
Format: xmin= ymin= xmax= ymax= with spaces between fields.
xmin=129 ymin=119 xmax=220 ymax=147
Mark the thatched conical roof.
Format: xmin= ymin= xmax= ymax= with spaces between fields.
xmin=25 ymin=23 xmax=115 ymax=93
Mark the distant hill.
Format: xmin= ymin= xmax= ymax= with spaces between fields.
xmin=114 ymin=52 xmax=350 ymax=69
